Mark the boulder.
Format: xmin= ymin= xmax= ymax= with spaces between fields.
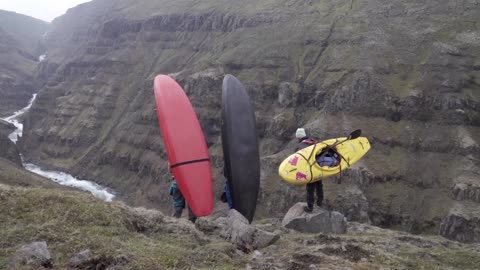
xmin=10 ymin=241 xmax=53 ymax=268
xmin=330 ymin=184 xmax=371 ymax=223
xmin=278 ymin=82 xmax=295 ymax=107
xmin=439 ymin=214 xmax=480 ymax=243
xmin=452 ymin=183 xmax=480 ymax=203
xmin=69 ymin=249 xmax=91 ymax=268
xmin=221 ymin=209 xmax=280 ymax=252
xmin=0 ymin=119 xmax=15 ymax=137
xmin=282 ymin=203 xmax=347 ymax=234
xmin=195 ymin=217 xmax=222 ymax=235
xmin=0 ymin=133 xmax=22 ymax=167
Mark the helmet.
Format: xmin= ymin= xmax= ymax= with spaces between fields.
xmin=295 ymin=128 xmax=306 ymax=139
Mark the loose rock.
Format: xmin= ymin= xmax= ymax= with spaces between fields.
xmin=282 ymin=203 xmax=347 ymax=234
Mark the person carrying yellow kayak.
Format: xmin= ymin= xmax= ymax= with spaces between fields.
xmin=295 ymin=128 xmax=324 ymax=212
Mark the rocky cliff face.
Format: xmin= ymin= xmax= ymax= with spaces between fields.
xmin=0 ymin=10 xmax=48 ymax=116
xmin=21 ymin=0 xmax=480 ymax=241
xmin=0 ymin=120 xmax=21 ymax=167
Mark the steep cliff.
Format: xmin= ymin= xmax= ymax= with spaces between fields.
xmin=0 ymin=118 xmax=21 ymax=167
xmin=21 ymin=0 xmax=480 ymax=240
xmin=0 ymin=10 xmax=48 ymax=116
xmin=0 ymin=120 xmax=60 ymax=188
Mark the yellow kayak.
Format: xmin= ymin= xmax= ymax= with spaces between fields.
xmin=278 ymin=136 xmax=371 ymax=185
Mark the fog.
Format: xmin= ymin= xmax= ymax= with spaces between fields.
xmin=0 ymin=0 xmax=91 ymax=22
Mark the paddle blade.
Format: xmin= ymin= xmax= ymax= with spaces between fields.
xmin=349 ymin=129 xmax=362 ymax=139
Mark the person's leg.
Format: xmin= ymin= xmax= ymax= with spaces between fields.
xmin=173 ymin=206 xmax=183 ymax=218
xmin=187 ymin=206 xmax=197 ymax=223
xmin=220 ymin=192 xmax=227 ymax=203
xmin=305 ymin=183 xmax=315 ymax=212
xmin=315 ymin=181 xmax=324 ymax=207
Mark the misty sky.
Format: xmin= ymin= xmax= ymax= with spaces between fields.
xmin=0 ymin=0 xmax=91 ymax=22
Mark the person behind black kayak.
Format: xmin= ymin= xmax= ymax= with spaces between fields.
xmin=295 ymin=127 xmax=324 ymax=212
xmin=220 ymin=167 xmax=233 ymax=209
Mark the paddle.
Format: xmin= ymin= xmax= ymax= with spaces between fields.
xmin=308 ymin=129 xmax=362 ymax=145
xmin=348 ymin=129 xmax=362 ymax=140
xmin=312 ymin=129 xmax=362 ymax=161
xmin=322 ymin=129 xmax=362 ymax=149
xmin=325 ymin=129 xmax=362 ymax=165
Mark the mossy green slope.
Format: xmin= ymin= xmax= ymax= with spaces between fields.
xmin=0 ymin=185 xmax=244 ymax=269
xmin=2 ymin=184 xmax=480 ymax=269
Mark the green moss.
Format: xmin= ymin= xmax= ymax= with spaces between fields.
xmin=386 ymin=46 xmax=432 ymax=98
xmin=364 ymin=146 xmax=408 ymax=176
xmin=437 ymin=250 xmax=480 ymax=269
xmin=391 ymin=248 xmax=480 ymax=270
xmin=322 ymin=70 xmax=349 ymax=88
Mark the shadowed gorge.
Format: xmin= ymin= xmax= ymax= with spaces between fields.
xmin=6 ymin=0 xmax=479 ymax=243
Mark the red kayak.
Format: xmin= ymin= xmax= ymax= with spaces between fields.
xmin=153 ymin=75 xmax=213 ymax=216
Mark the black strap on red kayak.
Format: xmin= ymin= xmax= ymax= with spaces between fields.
xmin=170 ymin=158 xmax=210 ymax=169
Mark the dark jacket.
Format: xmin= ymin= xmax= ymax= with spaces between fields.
xmin=169 ymin=180 xmax=185 ymax=208
xmin=224 ymin=178 xmax=233 ymax=209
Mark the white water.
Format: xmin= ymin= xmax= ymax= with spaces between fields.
xmin=24 ymin=163 xmax=114 ymax=201
xmin=1 ymin=94 xmax=115 ymax=201
xmin=39 ymin=54 xmax=47 ymax=62
xmin=4 ymin=94 xmax=37 ymax=143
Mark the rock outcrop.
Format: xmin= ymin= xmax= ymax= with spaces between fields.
xmin=439 ymin=203 xmax=480 ymax=243
xmin=0 ymin=118 xmax=22 ymax=166
xmin=10 ymin=241 xmax=53 ymax=269
xmin=220 ymin=209 xmax=280 ymax=252
xmin=68 ymin=249 xmax=129 ymax=270
xmin=452 ymin=183 xmax=480 ymax=203
xmin=440 ymin=214 xmax=480 ymax=243
xmin=16 ymin=0 xmax=480 ymax=241
xmin=0 ymin=134 xmax=22 ymax=167
xmin=68 ymin=249 xmax=91 ymax=268
xmin=282 ymin=202 xmax=347 ymax=234
xmin=0 ymin=119 xmax=14 ymax=137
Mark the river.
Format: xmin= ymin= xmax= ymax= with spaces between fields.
xmin=2 ymin=94 xmax=115 ymax=201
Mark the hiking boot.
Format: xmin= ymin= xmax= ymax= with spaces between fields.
xmin=317 ymin=200 xmax=323 ymax=207
xmin=303 ymin=206 xmax=313 ymax=213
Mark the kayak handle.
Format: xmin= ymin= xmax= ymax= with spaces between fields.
xmin=170 ymin=158 xmax=210 ymax=169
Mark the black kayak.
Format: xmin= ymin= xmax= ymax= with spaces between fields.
xmin=221 ymin=74 xmax=260 ymax=223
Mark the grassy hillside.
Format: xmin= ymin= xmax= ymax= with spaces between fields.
xmin=1 ymin=184 xmax=480 ymax=269
xmin=0 ymin=158 xmax=61 ymax=188
xmin=0 ymin=185 xmax=244 ymax=269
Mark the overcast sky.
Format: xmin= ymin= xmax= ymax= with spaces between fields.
xmin=0 ymin=0 xmax=91 ymax=22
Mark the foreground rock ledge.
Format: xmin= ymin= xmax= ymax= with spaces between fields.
xmin=221 ymin=209 xmax=280 ymax=252
xmin=11 ymin=241 xmax=53 ymax=269
xmin=282 ymin=202 xmax=347 ymax=234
